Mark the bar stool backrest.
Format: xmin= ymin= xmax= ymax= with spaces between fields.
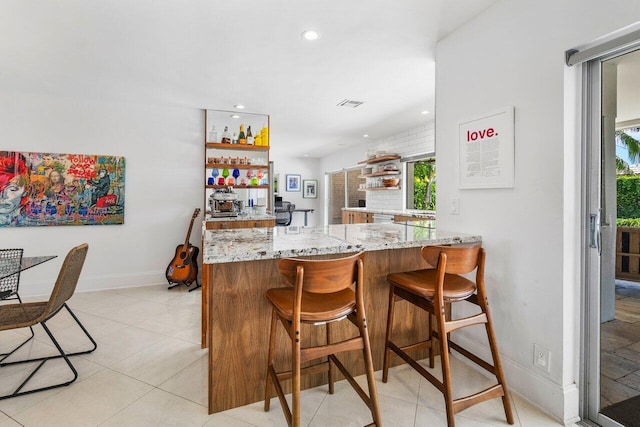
xmin=277 ymin=252 xmax=364 ymax=294
xmin=421 ymin=245 xmax=483 ymax=276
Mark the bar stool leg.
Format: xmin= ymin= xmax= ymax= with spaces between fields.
xmin=428 ymin=313 xmax=435 ymax=369
xmin=478 ymin=294 xmax=515 ymax=424
xmin=326 ymin=322 xmax=334 ymax=394
xmin=264 ymin=309 xmax=278 ymax=411
xmin=358 ymin=307 xmax=382 ymax=425
xmin=436 ymin=294 xmax=456 ymax=427
xmin=382 ymin=283 xmax=396 ymax=383
xmin=292 ymin=319 xmax=302 ymax=427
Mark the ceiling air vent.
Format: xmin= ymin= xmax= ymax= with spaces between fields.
xmin=337 ymin=99 xmax=364 ymax=108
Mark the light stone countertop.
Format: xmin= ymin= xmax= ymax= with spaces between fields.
xmin=204 ymin=213 xmax=276 ymax=222
xmin=202 ymin=222 xmax=480 ymax=264
xmin=341 ymin=207 xmax=436 ymax=219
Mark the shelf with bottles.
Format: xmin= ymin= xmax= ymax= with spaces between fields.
xmin=205 ymin=142 xmax=269 ymax=151
xmin=205 ymin=110 xmax=269 ymax=147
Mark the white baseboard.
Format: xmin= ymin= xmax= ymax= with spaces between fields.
xmin=452 ymin=334 xmax=580 ymax=424
xmin=21 ymin=271 xmax=168 ymax=298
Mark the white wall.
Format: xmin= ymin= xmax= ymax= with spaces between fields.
xmin=435 ymin=0 xmax=640 ymax=423
xmin=273 ymin=156 xmax=322 ymax=227
xmin=2 ymin=93 xmax=203 ymax=297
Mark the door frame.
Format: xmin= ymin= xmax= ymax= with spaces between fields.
xmin=580 ymin=45 xmax=640 ymax=427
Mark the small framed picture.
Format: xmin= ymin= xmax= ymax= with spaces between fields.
xmin=303 ymin=179 xmax=317 ymax=199
xmin=286 ymin=174 xmax=301 ymax=192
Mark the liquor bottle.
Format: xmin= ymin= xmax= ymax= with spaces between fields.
xmin=208 ymin=125 xmax=218 ymax=142
xmin=221 ymin=126 xmax=231 ymax=144
xmin=238 ymin=124 xmax=246 ymax=144
xmin=246 ymin=126 xmax=254 ymax=145
xmin=232 ymin=132 xmax=239 ymax=145
xmin=261 ymin=123 xmax=269 ymax=146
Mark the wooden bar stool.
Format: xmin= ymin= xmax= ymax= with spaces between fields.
xmin=264 ymin=252 xmax=381 ymax=427
xmin=382 ymin=245 xmax=513 ymax=427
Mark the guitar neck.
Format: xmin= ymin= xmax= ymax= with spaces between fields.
xmin=182 ymin=209 xmax=200 ymax=248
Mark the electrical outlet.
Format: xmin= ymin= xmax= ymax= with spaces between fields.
xmin=534 ymin=344 xmax=551 ymax=373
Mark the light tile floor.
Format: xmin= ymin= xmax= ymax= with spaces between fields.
xmin=0 ymin=284 xmax=579 ymax=427
xmin=600 ymin=279 xmax=640 ymax=408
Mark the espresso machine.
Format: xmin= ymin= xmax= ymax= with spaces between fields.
xmin=209 ymin=187 xmax=242 ymax=217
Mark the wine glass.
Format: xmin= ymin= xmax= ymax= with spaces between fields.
xmin=209 ymin=168 xmax=219 ymax=185
xmin=232 ymin=168 xmax=241 ymax=184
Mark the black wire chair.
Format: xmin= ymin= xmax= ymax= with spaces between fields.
xmin=0 ymin=248 xmax=36 ymax=363
xmin=0 ymin=243 xmax=97 ymax=400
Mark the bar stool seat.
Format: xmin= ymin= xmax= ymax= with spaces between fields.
xmin=266 ymin=287 xmax=356 ymax=322
xmin=383 ymin=245 xmax=514 ymax=427
xmin=264 ymin=252 xmax=381 ymax=427
xmin=388 ymin=269 xmax=476 ymax=301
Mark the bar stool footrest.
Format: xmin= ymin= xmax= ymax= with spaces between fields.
xmin=452 ymin=383 xmax=506 ymax=414
xmin=328 ymin=354 xmax=376 ymax=410
xmin=387 ymin=341 xmax=445 ymax=393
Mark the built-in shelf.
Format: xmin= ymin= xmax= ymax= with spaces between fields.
xmin=358 ymin=186 xmax=400 ymax=192
xmin=206 ymin=163 xmax=269 ymax=169
xmin=359 ymin=170 xmax=401 ymax=178
xmin=206 ymin=142 xmax=270 ymax=151
xmin=206 ymin=185 xmax=269 ymax=190
xmin=357 ymin=155 xmax=401 ymax=165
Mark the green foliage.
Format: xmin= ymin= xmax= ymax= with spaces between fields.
xmin=413 ymin=162 xmax=436 ymax=210
xmin=617 ymin=218 xmax=640 ymax=227
xmin=617 ymin=175 xmax=640 ymax=218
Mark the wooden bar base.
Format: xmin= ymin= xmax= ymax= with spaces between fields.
xmin=205 ymin=247 xmax=435 ymax=414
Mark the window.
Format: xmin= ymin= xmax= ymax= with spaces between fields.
xmin=406 ymin=157 xmax=436 ymax=210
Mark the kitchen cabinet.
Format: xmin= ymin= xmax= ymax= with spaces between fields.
xmin=205 ymin=219 xmax=275 ymax=230
xmin=342 ymin=211 xmax=374 ymax=224
xmin=357 ymin=154 xmax=401 ymax=191
xmin=204 ymin=110 xmax=271 ymax=214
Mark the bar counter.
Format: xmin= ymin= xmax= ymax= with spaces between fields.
xmin=201 ymin=222 xmax=481 ymax=414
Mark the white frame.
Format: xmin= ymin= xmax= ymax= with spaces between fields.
xmin=458 ymin=106 xmax=515 ymax=189
xmin=302 ymin=179 xmax=317 ymax=199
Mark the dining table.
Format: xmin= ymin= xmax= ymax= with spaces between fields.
xmin=0 ymin=255 xmax=58 ymax=298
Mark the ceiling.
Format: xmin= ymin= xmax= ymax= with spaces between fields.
xmin=1 ymin=0 xmax=499 ymax=158
xmin=612 ymin=49 xmax=640 ymax=129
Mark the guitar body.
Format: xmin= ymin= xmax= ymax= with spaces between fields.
xmin=166 ymin=244 xmax=199 ymax=285
xmin=166 ymin=208 xmax=201 ymax=290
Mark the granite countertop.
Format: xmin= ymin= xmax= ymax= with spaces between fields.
xmin=204 ymin=213 xmax=276 ymax=222
xmin=341 ymin=207 xmax=436 ymax=219
xmin=202 ymin=222 xmax=480 ymax=264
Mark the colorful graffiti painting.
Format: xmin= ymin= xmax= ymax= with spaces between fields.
xmin=0 ymin=151 xmax=125 ymax=227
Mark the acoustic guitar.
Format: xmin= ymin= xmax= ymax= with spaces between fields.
xmin=166 ymin=208 xmax=201 ymax=290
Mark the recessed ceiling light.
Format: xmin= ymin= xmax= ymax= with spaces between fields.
xmin=421 ymin=110 xmax=429 ymax=115
xmin=301 ymin=30 xmax=320 ymax=41
xmin=234 ymin=104 xmax=245 ymax=109
xmin=303 ymin=154 xmax=309 ymax=157
xmin=363 ymin=134 xmax=369 ymax=138
xmin=230 ymin=114 xmax=240 ymax=119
